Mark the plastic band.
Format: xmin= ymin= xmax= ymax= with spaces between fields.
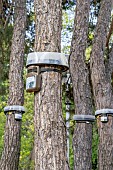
xmin=73 ymin=115 xmax=95 ymax=123
xmin=40 ymin=67 xmax=62 ymax=73
xmin=95 ymin=109 xmax=113 ymax=116
xmin=4 ymin=105 xmax=25 ymax=114
xmin=26 ymin=52 xmax=69 ymax=72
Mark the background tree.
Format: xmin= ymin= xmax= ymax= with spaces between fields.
xmin=69 ymin=0 xmax=93 ymax=169
xmin=90 ymin=0 xmax=113 ymax=169
xmin=34 ymin=0 xmax=69 ymax=169
xmin=0 ymin=0 xmax=26 ymax=169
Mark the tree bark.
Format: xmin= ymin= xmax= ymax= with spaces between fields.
xmin=90 ymin=0 xmax=113 ymax=169
xmin=34 ymin=0 xmax=68 ymax=170
xmin=69 ymin=0 xmax=93 ymax=169
xmin=0 ymin=0 xmax=26 ymax=169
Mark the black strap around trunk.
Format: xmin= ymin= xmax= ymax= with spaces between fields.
xmin=40 ymin=67 xmax=62 ymax=73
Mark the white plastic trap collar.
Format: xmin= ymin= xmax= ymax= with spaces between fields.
xmin=73 ymin=115 xmax=95 ymax=122
xmin=95 ymin=109 xmax=113 ymax=116
xmin=26 ymin=52 xmax=69 ymax=71
xmin=4 ymin=105 xmax=25 ymax=113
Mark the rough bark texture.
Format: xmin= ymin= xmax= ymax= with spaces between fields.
xmin=73 ymin=123 xmax=92 ymax=169
xmin=34 ymin=0 xmax=61 ymax=52
xmin=69 ymin=0 xmax=93 ymax=169
xmin=90 ymin=0 xmax=113 ymax=169
xmin=34 ymin=0 xmax=68 ymax=170
xmin=0 ymin=0 xmax=26 ymax=169
xmin=90 ymin=0 xmax=112 ymax=109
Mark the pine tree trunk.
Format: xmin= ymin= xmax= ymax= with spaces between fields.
xmin=34 ymin=0 xmax=68 ymax=169
xmin=0 ymin=1 xmax=26 ymax=169
xmin=70 ymin=0 xmax=93 ymax=169
xmin=90 ymin=0 xmax=113 ymax=169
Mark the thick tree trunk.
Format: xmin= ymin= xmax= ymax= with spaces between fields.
xmin=0 ymin=1 xmax=26 ymax=169
xmin=90 ymin=0 xmax=113 ymax=169
xmin=70 ymin=0 xmax=93 ymax=169
xmin=34 ymin=0 xmax=68 ymax=170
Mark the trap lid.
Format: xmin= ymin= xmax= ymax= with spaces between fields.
xmin=26 ymin=52 xmax=69 ymax=72
xmin=4 ymin=105 xmax=25 ymax=113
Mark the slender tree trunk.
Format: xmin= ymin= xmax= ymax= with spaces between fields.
xmin=0 ymin=0 xmax=26 ymax=169
xmin=70 ymin=0 xmax=93 ymax=169
xmin=34 ymin=0 xmax=69 ymax=169
xmin=90 ymin=0 xmax=113 ymax=169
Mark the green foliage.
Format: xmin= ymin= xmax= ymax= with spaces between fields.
xmin=62 ymin=7 xmax=75 ymax=54
xmin=19 ymin=91 xmax=34 ymax=170
xmin=0 ymin=80 xmax=9 ymax=96
xmin=85 ymin=46 xmax=92 ymax=61
xmin=0 ymin=95 xmax=7 ymax=158
xmin=0 ymin=25 xmax=13 ymax=83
